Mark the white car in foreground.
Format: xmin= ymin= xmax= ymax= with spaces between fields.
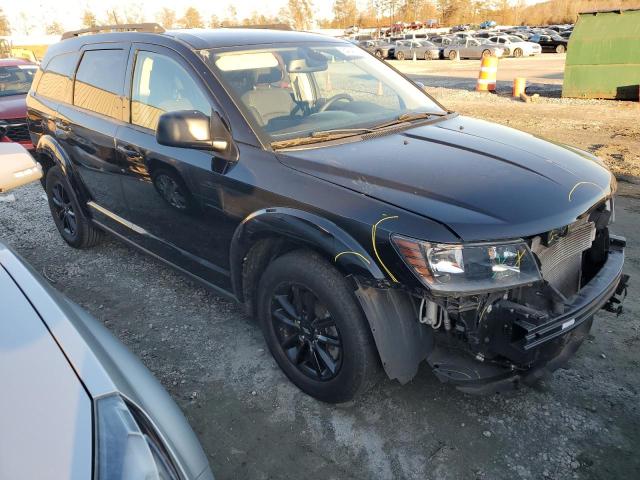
xmin=484 ymin=35 xmax=542 ymax=57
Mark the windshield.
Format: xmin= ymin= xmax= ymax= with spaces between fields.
xmin=0 ymin=65 xmax=37 ymax=97
xmin=202 ymin=42 xmax=445 ymax=145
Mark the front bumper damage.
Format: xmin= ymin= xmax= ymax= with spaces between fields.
xmin=356 ymin=236 xmax=628 ymax=394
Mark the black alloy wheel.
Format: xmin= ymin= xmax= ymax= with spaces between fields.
xmin=270 ymin=283 xmax=343 ymax=381
xmin=45 ymin=165 xmax=102 ymax=248
xmin=51 ymin=181 xmax=77 ymax=237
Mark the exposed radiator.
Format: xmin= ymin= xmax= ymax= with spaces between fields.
xmin=531 ymin=220 xmax=596 ymax=297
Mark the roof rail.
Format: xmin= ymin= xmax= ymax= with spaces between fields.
xmin=61 ymin=23 xmax=165 ymax=40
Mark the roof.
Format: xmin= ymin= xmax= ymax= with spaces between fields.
xmin=59 ymin=27 xmax=341 ymax=51
xmin=0 ymin=58 xmax=36 ymax=67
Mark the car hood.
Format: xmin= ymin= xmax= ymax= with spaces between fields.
xmin=278 ymin=115 xmax=614 ymax=242
xmin=0 ymin=93 xmax=27 ymax=120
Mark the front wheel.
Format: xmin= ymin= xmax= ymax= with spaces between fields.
xmin=482 ymin=49 xmax=492 ymax=59
xmin=257 ymin=250 xmax=380 ymax=403
xmin=448 ymin=50 xmax=459 ymax=61
xmin=556 ymin=44 xmax=566 ymax=53
xmin=513 ymin=48 xmax=523 ymax=58
xmin=374 ymin=50 xmax=383 ymax=59
xmin=396 ymin=51 xmax=405 ymax=61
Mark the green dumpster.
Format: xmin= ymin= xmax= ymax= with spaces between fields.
xmin=563 ymin=8 xmax=640 ymax=100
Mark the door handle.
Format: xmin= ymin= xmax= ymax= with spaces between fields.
xmin=54 ymin=120 xmax=70 ymax=133
xmin=116 ymin=145 xmax=144 ymax=161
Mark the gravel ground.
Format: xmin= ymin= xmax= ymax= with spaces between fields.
xmin=2 ymin=82 xmax=639 ymax=479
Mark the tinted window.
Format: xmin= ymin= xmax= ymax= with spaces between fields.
xmin=130 ymin=51 xmax=210 ymax=131
xmin=74 ymin=49 xmax=126 ymax=119
xmin=36 ymin=52 xmax=78 ymax=103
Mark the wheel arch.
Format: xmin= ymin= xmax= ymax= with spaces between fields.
xmin=230 ymin=207 xmax=387 ymax=308
xmin=35 ymin=135 xmax=91 ymax=216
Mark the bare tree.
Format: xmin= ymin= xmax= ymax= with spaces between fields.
xmin=180 ymin=7 xmax=204 ymax=29
xmin=282 ymin=0 xmax=314 ymax=30
xmin=333 ymin=0 xmax=358 ymax=28
xmin=82 ymin=10 xmax=98 ymax=28
xmin=0 ymin=7 xmax=10 ymax=35
xmin=157 ymin=7 xmax=177 ymax=29
xmin=46 ymin=21 xmax=65 ymax=35
xmin=209 ymin=14 xmax=220 ymax=28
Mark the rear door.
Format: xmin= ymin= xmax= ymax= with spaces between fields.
xmin=56 ymin=45 xmax=131 ymax=221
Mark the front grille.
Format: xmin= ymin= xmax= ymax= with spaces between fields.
xmin=532 ymin=220 xmax=596 ymax=296
xmin=4 ymin=119 xmax=30 ymax=142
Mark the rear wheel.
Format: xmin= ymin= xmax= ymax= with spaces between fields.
xmin=396 ymin=51 xmax=405 ymax=61
xmin=374 ymin=49 xmax=383 ymax=59
xmin=482 ymin=49 xmax=492 ymax=58
xmin=513 ymin=48 xmax=523 ymax=58
xmin=448 ymin=50 xmax=459 ymax=61
xmin=424 ymin=51 xmax=432 ymax=60
xmin=45 ymin=166 xmax=102 ymax=248
xmin=257 ymin=250 xmax=380 ymax=403
xmin=556 ymin=44 xmax=566 ymax=53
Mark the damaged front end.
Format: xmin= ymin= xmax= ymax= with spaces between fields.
xmin=361 ymin=200 xmax=628 ymax=394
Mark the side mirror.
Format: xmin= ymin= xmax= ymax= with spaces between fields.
xmin=0 ymin=143 xmax=42 ymax=193
xmin=156 ymin=110 xmax=232 ymax=154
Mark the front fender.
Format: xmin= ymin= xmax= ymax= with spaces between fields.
xmin=230 ymin=207 xmax=387 ymax=301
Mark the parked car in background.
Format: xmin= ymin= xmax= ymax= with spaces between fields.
xmin=0 ymin=58 xmax=37 ymax=150
xmin=484 ymin=35 xmax=541 ymax=57
xmin=28 ymin=26 xmax=627 ymax=403
xmin=444 ymin=37 xmax=504 ymax=60
xmin=451 ymin=24 xmax=470 ymax=32
xmin=530 ymin=33 xmax=568 ymax=53
xmin=429 ymin=35 xmax=458 ymax=59
xmin=359 ymin=39 xmax=393 ymax=59
xmin=393 ymin=40 xmax=440 ymax=60
xmin=480 ymin=20 xmax=497 ymax=29
xmin=560 ymin=30 xmax=572 ymax=39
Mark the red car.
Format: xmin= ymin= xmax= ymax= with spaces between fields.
xmin=0 ymin=58 xmax=38 ymax=150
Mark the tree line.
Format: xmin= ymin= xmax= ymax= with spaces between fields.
xmin=1 ymin=1 xmax=638 ymax=37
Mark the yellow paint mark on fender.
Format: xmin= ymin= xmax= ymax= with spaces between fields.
xmin=372 ymin=215 xmax=399 ymax=283
xmin=334 ymin=251 xmax=371 ymax=265
xmin=568 ymin=181 xmax=604 ymax=202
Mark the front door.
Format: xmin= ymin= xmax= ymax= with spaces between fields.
xmin=115 ymin=45 xmax=236 ymax=289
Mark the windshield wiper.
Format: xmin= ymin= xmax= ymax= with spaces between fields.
xmin=271 ymin=130 xmax=371 ymax=149
xmin=270 ymin=112 xmax=450 ymax=150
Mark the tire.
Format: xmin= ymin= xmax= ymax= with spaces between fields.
xmin=45 ymin=165 xmax=102 ymax=249
xmin=424 ymin=51 xmax=431 ymax=60
xmin=556 ymin=44 xmax=566 ymax=54
xmin=374 ymin=50 xmax=383 ymax=59
xmin=151 ymin=168 xmax=192 ymax=212
xmin=257 ymin=250 xmax=380 ymax=403
xmin=513 ymin=48 xmax=523 ymax=58
xmin=481 ymin=49 xmax=492 ymax=59
xmin=448 ymin=50 xmax=458 ymax=61
xmin=396 ymin=51 xmax=405 ymax=61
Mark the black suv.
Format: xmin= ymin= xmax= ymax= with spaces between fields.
xmin=27 ymin=25 xmax=627 ymax=402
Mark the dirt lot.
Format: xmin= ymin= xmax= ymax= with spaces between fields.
xmin=2 ymin=58 xmax=640 ymax=479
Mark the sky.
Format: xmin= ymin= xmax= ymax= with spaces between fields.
xmin=3 ymin=0 xmax=545 ymax=36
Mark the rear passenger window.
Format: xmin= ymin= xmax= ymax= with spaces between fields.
xmin=130 ymin=51 xmax=210 ymax=131
xmin=36 ymin=52 xmax=78 ymax=103
xmin=73 ymin=50 xmax=127 ymax=119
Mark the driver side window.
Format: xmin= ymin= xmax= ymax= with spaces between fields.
xmin=131 ymin=51 xmax=211 ymax=131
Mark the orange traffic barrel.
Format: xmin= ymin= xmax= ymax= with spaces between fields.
xmin=476 ymin=56 xmax=498 ymax=92
xmin=513 ymin=77 xmax=526 ymax=97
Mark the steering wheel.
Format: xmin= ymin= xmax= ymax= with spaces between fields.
xmin=318 ymin=93 xmax=354 ymax=112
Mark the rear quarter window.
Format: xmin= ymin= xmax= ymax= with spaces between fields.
xmin=73 ymin=49 xmax=127 ymax=119
xmin=35 ymin=52 xmax=79 ymax=104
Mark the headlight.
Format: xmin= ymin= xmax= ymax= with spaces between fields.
xmin=95 ymin=395 xmax=180 ymax=480
xmin=392 ymin=235 xmax=541 ymax=294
